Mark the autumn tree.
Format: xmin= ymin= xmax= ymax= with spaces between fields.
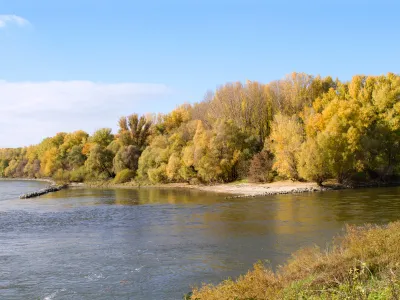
xmin=85 ymin=144 xmax=114 ymax=178
xmin=248 ymin=150 xmax=274 ymax=183
xmin=118 ymin=114 xmax=152 ymax=149
xmin=270 ymin=114 xmax=304 ymax=180
xmin=297 ymin=137 xmax=329 ymax=186
xmin=1 ymin=72 xmax=400 ymax=186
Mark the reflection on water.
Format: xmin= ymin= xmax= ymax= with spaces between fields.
xmin=0 ymin=183 xmax=400 ymax=299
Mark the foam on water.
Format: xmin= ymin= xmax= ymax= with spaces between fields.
xmin=85 ymin=273 xmax=105 ymax=281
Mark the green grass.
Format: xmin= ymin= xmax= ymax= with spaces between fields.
xmin=190 ymin=222 xmax=400 ymax=299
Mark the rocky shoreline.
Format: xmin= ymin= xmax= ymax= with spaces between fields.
xmin=225 ymin=186 xmax=323 ymax=199
xmin=222 ymin=181 xmax=400 ymax=199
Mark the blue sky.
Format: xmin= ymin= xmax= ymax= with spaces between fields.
xmin=0 ymin=0 xmax=399 ymax=147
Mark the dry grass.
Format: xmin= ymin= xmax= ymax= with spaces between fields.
xmin=190 ymin=222 xmax=400 ymax=300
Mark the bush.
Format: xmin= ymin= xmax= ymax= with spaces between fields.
xmin=248 ymin=150 xmax=274 ymax=182
xmin=113 ymin=169 xmax=135 ymax=184
xmin=297 ymin=137 xmax=329 ymax=186
xmin=70 ymin=167 xmax=87 ymax=182
xmin=148 ymin=164 xmax=168 ymax=184
xmin=53 ymin=168 xmax=71 ymax=183
xmin=192 ymin=221 xmax=400 ymax=299
xmin=236 ymin=158 xmax=251 ymax=180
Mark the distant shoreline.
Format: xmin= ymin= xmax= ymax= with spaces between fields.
xmin=0 ymin=178 xmax=55 ymax=184
xmin=76 ymin=180 xmax=400 ymax=198
xmin=3 ymin=177 xmax=399 ymax=198
xmin=74 ymin=180 xmax=322 ymax=196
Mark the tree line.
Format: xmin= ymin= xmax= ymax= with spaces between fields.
xmin=1 ymin=72 xmax=399 ymax=186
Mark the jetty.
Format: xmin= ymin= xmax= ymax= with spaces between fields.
xmin=20 ymin=184 xmax=68 ymax=199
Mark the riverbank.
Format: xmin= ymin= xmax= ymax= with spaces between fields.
xmin=190 ymin=221 xmax=400 ymax=299
xmin=78 ymin=180 xmax=326 ymax=197
xmin=70 ymin=179 xmax=400 ymax=197
xmin=0 ymin=178 xmax=55 ymax=184
xmin=4 ymin=177 xmax=399 ymax=198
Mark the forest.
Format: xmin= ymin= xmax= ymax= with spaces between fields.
xmin=1 ymin=72 xmax=399 ymax=186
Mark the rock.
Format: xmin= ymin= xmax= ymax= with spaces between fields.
xmin=224 ymin=186 xmax=323 ymax=199
xmin=20 ymin=184 xmax=68 ymax=199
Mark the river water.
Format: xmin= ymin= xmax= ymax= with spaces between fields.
xmin=1 ymin=180 xmax=400 ymax=299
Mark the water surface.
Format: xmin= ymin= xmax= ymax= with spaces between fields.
xmin=1 ymin=181 xmax=400 ymax=299
xmin=0 ymin=180 xmax=48 ymax=201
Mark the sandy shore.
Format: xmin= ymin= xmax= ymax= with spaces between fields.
xmin=79 ymin=180 xmax=325 ymax=198
xmin=190 ymin=181 xmax=322 ymax=197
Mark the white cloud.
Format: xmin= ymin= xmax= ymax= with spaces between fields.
xmin=0 ymin=81 xmax=173 ymax=147
xmin=0 ymin=15 xmax=29 ymax=28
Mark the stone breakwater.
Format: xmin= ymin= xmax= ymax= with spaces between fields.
xmin=20 ymin=184 xmax=68 ymax=199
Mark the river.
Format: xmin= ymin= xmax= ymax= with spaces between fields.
xmin=1 ymin=180 xmax=399 ymax=299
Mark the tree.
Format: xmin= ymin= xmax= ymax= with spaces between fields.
xmin=113 ymin=145 xmax=141 ymax=174
xmin=85 ymin=144 xmax=114 ymax=178
xmin=118 ymin=114 xmax=152 ymax=150
xmin=270 ymin=114 xmax=304 ymax=180
xmin=166 ymin=153 xmax=183 ymax=181
xmin=297 ymin=137 xmax=329 ymax=186
xmin=137 ymin=136 xmax=170 ymax=183
xmin=90 ymin=128 xmax=114 ymax=148
xmin=249 ymin=150 xmax=274 ymax=183
xmin=208 ymin=81 xmax=272 ymax=144
xmin=67 ymin=145 xmax=86 ymax=170
xmin=2 ymin=72 xmax=400 ymax=186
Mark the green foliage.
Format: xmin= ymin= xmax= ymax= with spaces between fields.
xmin=70 ymin=166 xmax=87 ymax=182
xmin=137 ymin=136 xmax=170 ymax=183
xmin=148 ymin=164 xmax=168 ymax=183
xmin=90 ymin=128 xmax=114 ymax=147
xmin=67 ymin=145 xmax=86 ymax=169
xmin=113 ymin=169 xmax=135 ymax=184
xmin=85 ymin=144 xmax=114 ymax=179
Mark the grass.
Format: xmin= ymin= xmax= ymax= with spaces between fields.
xmin=189 ymin=221 xmax=400 ymax=300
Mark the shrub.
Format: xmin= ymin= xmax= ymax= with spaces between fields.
xmin=192 ymin=221 xmax=400 ymax=299
xmin=70 ymin=166 xmax=87 ymax=182
xmin=113 ymin=169 xmax=135 ymax=184
xmin=148 ymin=164 xmax=168 ymax=184
xmin=297 ymin=137 xmax=329 ymax=186
xmin=53 ymin=168 xmax=71 ymax=183
xmin=248 ymin=150 xmax=274 ymax=183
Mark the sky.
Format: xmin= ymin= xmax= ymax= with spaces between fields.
xmin=0 ymin=0 xmax=399 ymax=147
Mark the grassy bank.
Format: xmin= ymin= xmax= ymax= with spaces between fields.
xmin=189 ymin=221 xmax=400 ymax=299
